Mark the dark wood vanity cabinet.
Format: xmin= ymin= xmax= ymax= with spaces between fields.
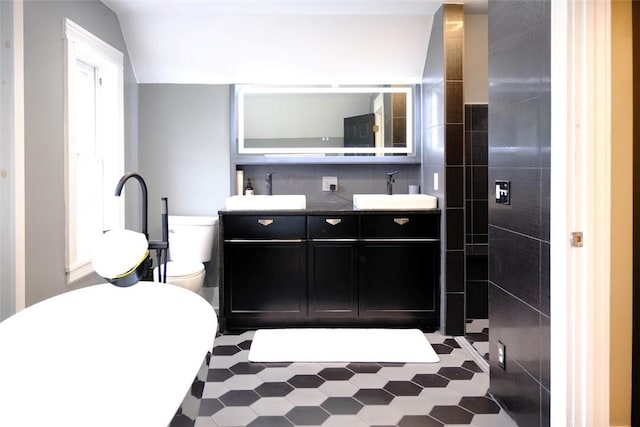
xmin=222 ymin=215 xmax=307 ymax=329
xmin=359 ymin=214 xmax=440 ymax=325
xmin=220 ymin=211 xmax=440 ymax=331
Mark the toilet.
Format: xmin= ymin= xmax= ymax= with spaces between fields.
xmin=153 ymin=215 xmax=217 ymax=292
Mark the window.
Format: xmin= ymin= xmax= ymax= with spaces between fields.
xmin=64 ymin=19 xmax=124 ymax=284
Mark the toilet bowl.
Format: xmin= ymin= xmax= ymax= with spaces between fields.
xmin=154 ymin=261 xmax=205 ymax=292
xmin=154 ymin=215 xmax=217 ymax=293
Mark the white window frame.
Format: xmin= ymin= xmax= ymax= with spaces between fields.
xmin=63 ymin=19 xmax=124 ymax=284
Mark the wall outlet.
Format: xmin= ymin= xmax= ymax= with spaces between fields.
xmin=322 ymin=176 xmax=338 ymax=192
xmin=497 ymin=341 xmax=506 ymax=370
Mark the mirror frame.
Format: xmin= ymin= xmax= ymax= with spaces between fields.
xmin=233 ymin=85 xmax=417 ymax=159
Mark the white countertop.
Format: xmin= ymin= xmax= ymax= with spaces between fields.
xmin=0 ymin=282 xmax=217 ymax=427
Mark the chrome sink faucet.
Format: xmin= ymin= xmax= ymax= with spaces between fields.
xmin=266 ymin=172 xmax=273 ymax=195
xmin=386 ymin=171 xmax=399 ymax=195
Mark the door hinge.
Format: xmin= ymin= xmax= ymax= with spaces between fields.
xmin=570 ymin=231 xmax=583 ymax=247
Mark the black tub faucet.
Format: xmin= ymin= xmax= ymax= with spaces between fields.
xmin=266 ymin=172 xmax=273 ymax=195
xmin=387 ymin=171 xmax=399 ymax=195
xmin=114 ymin=172 xmax=148 ymax=239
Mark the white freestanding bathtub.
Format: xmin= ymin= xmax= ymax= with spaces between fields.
xmin=0 ymin=281 xmax=217 ymax=427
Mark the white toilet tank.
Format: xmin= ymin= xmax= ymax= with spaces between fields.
xmin=168 ymin=215 xmax=217 ymax=262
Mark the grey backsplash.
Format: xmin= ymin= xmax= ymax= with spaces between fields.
xmin=238 ymin=164 xmax=422 ymax=209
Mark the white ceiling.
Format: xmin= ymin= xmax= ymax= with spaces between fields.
xmin=101 ymin=0 xmax=487 ymax=85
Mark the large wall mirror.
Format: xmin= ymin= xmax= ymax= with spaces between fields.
xmin=235 ymin=85 xmax=415 ymax=157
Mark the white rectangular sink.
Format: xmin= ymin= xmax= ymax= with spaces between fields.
xmin=353 ymin=194 xmax=438 ymax=210
xmin=225 ymin=195 xmax=307 ymax=211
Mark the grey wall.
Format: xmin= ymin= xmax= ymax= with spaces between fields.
xmin=138 ymin=84 xmax=231 ymax=285
xmin=24 ymin=0 xmax=138 ymax=305
xmin=487 ymin=1 xmax=551 ymax=426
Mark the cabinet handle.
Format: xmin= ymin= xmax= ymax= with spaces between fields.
xmin=325 ymin=218 xmax=342 ymax=226
xmin=394 ymin=217 xmax=410 ymax=225
xmin=257 ymin=219 xmax=274 ymax=227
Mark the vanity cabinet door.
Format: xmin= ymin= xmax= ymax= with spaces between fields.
xmin=308 ymin=241 xmax=358 ymax=320
xmin=224 ymin=241 xmax=307 ymax=328
xmin=307 ymin=216 xmax=359 ymax=321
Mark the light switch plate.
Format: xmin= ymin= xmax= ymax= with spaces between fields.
xmin=495 ymin=180 xmax=510 ymax=204
xmin=322 ymin=176 xmax=338 ymax=192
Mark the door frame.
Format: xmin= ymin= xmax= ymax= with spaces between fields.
xmin=550 ymin=0 xmax=611 ymax=425
xmin=632 ymin=2 xmax=640 ymax=425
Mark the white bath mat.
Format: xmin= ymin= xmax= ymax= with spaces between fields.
xmin=248 ymin=328 xmax=439 ymax=363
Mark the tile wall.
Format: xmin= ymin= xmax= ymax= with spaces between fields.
xmin=237 ymin=164 xmax=421 ymax=210
xmin=422 ymin=4 xmax=466 ymax=336
xmin=465 ymin=104 xmax=488 ymax=320
xmin=487 ymin=1 xmax=551 ymax=426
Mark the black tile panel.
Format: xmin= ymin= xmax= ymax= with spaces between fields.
xmin=465 ymin=131 xmax=473 ymax=165
xmin=474 ymin=234 xmax=488 ymax=244
xmin=446 ymin=124 xmax=464 ymax=166
xmin=446 ymin=250 xmax=465 ymax=292
xmin=541 ymin=387 xmax=551 ymax=427
xmin=488 ymin=0 xmax=548 ymax=52
xmin=465 ymin=200 xmax=473 ymax=237
xmin=446 ymin=209 xmax=465 ymax=250
xmin=445 ymin=36 xmax=464 ymax=81
xmin=466 ymin=253 xmax=488 ymax=281
xmin=471 ymin=131 xmax=488 ymax=166
xmin=445 ymin=293 xmax=465 ymax=336
xmin=444 ymin=3 xmax=464 ymax=38
xmin=540 ymin=313 xmax=550 ymax=391
xmin=540 ymin=242 xmax=550 ymax=316
xmin=489 ymin=226 xmax=541 ymax=309
xmin=489 ymin=20 xmax=550 ymax=113
xmin=472 ymin=201 xmax=488 ymax=235
xmin=471 ymin=104 xmax=488 ymax=132
xmin=445 ymin=82 xmax=464 ymax=124
xmin=488 ymin=167 xmax=542 ymax=239
xmin=488 ymin=97 xmax=551 ymax=169
xmin=489 ymin=284 xmax=541 ymax=381
xmin=446 ymin=167 xmax=464 ymax=208
xmin=489 ymin=350 xmax=541 ymax=427
xmin=472 ymin=166 xmax=488 ymax=200
xmin=465 ymin=168 xmax=473 ymax=200
xmin=540 ymin=167 xmax=551 ymax=241
xmin=466 ymin=281 xmax=488 ymax=319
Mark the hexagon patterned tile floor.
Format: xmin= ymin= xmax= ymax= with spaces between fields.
xmin=195 ymin=330 xmax=517 ymax=427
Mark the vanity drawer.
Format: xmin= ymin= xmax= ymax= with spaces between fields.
xmin=223 ymin=215 xmax=306 ymax=240
xmin=308 ymin=216 xmax=358 ymax=239
xmin=360 ymin=214 xmax=440 ymax=239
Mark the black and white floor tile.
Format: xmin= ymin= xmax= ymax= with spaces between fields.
xmin=465 ymin=319 xmax=489 ymax=362
xmin=195 ymin=330 xmax=515 ymax=427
